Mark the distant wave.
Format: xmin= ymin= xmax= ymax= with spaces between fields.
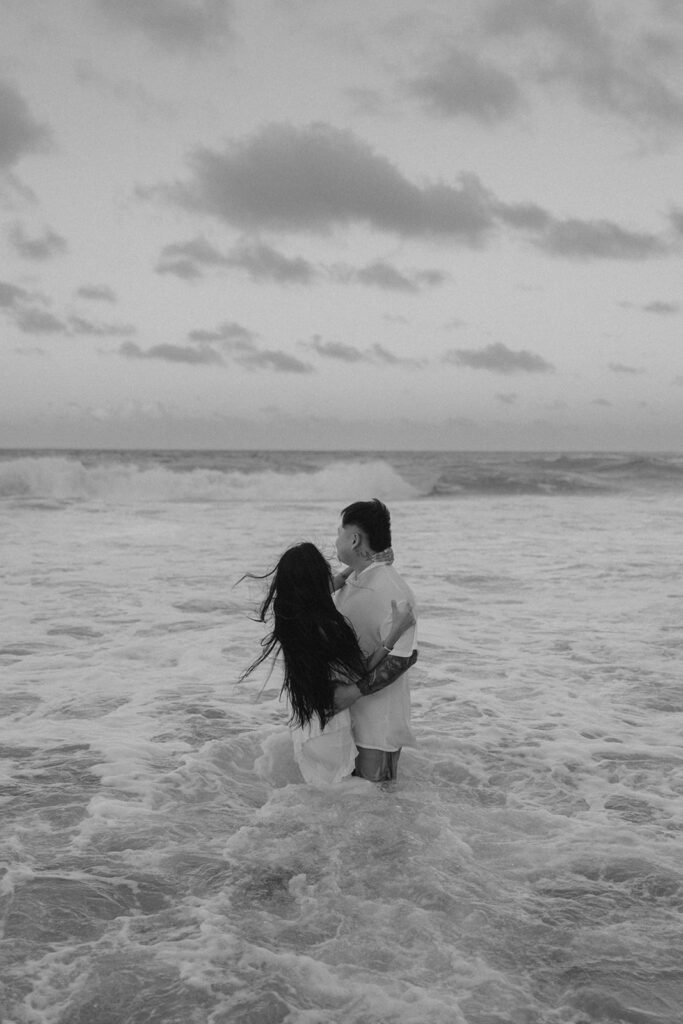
xmin=0 ymin=454 xmax=423 ymax=503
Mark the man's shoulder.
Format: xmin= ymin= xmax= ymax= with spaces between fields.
xmin=369 ymin=563 xmax=416 ymax=602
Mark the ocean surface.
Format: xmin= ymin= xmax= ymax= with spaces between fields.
xmin=1 ymin=449 xmax=682 ymax=1024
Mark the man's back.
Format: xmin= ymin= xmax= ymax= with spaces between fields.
xmin=335 ymin=562 xmax=417 ymax=752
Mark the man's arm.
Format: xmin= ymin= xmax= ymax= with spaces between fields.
xmin=333 ymin=650 xmax=418 ymax=710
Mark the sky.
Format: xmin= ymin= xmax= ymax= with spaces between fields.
xmin=1 ymin=0 xmax=682 ymax=451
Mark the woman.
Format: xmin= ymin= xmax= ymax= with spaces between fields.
xmin=242 ymin=542 xmax=415 ymax=784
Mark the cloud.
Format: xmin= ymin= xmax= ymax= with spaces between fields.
xmin=68 ymin=316 xmax=136 ymax=337
xmin=15 ymin=307 xmax=66 ymax=334
xmin=591 ymin=398 xmax=612 ymax=406
xmin=188 ymin=321 xmax=257 ymax=346
xmin=10 ymin=223 xmax=67 ymax=260
xmin=148 ymin=123 xmax=669 ymax=261
xmin=608 ymin=362 xmax=644 ymax=374
xmin=310 ymin=337 xmax=368 ymax=363
xmin=444 ymin=342 xmax=554 ymax=374
xmin=181 ymin=320 xmax=313 ymax=373
xmin=156 ymin=236 xmax=317 ymax=284
xmin=407 ymin=48 xmax=523 ymax=123
xmin=0 ymin=280 xmax=28 ymax=307
xmin=643 ymin=300 xmax=680 ymax=314
xmin=236 ymin=349 xmax=313 ymax=373
xmin=120 ymin=341 xmax=223 ymax=365
xmin=0 ymin=80 xmax=51 ymax=169
xmin=536 ymin=218 xmax=666 ymax=259
xmin=496 ymin=392 xmax=518 ymax=404
xmin=95 ymin=0 xmax=233 ymax=51
xmin=484 ymin=0 xmax=683 ymax=134
xmin=225 ymin=240 xmax=316 ymax=284
xmin=148 ymin=122 xmax=495 ymax=242
xmin=331 ymin=260 xmax=427 ymax=292
xmin=76 ymin=285 xmax=117 ymax=302
xmin=308 ymin=335 xmax=423 ymax=368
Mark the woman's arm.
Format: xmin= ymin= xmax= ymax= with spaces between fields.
xmin=332 ymin=566 xmax=353 ymax=591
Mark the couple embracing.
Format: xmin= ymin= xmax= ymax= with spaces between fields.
xmin=244 ymin=499 xmax=418 ymax=784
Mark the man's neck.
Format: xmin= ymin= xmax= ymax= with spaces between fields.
xmin=346 ymin=546 xmax=394 ymax=577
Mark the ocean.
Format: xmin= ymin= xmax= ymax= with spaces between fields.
xmin=1 ymin=449 xmax=682 ymax=1024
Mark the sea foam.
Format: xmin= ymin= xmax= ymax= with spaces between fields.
xmin=0 ymin=455 xmax=422 ymax=503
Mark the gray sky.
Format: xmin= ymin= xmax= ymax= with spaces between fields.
xmin=1 ymin=0 xmax=682 ymax=450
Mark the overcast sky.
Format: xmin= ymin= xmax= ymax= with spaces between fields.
xmin=1 ymin=0 xmax=682 ymax=450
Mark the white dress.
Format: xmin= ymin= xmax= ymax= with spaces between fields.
xmin=291 ymin=708 xmax=358 ymax=784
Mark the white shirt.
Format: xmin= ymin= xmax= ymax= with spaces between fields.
xmin=335 ymin=562 xmax=417 ymax=752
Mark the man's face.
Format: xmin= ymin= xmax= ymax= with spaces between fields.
xmin=335 ymin=522 xmax=357 ymax=566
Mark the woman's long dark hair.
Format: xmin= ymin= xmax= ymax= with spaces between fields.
xmin=241 ymin=542 xmax=367 ymax=730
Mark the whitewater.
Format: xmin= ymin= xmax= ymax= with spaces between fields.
xmin=1 ymin=449 xmax=682 ymax=1023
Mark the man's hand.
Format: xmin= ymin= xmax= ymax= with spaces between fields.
xmin=333 ymin=682 xmax=361 ymax=711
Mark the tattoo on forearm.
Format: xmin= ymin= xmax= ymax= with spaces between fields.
xmin=358 ymin=650 xmax=418 ymax=696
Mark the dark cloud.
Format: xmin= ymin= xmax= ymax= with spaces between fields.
xmin=591 ymin=398 xmax=612 ymax=406
xmin=155 ymin=236 xmax=227 ymax=279
xmin=371 ymin=343 xmax=411 ymax=365
xmin=407 ymin=49 xmax=523 ymax=123
xmin=536 ymin=218 xmax=666 ymax=260
xmin=0 ymin=280 xmax=64 ymax=333
xmin=10 ymin=223 xmax=67 ymax=260
xmin=341 ymin=260 xmax=446 ymax=291
xmin=156 ymin=236 xmax=316 ymax=284
xmin=333 ymin=260 xmax=417 ymax=292
xmin=188 ymin=321 xmax=256 ymax=345
xmin=310 ymin=337 xmax=368 ymax=363
xmin=0 ymin=80 xmax=51 ymax=169
xmin=235 ymin=349 xmax=313 ymax=373
xmin=494 ymin=199 xmax=552 ymax=232
xmin=0 ymin=280 xmax=28 ymax=307
xmin=69 ymin=316 xmax=136 ymax=337
xmin=643 ymin=300 xmax=680 ymax=314
xmin=226 ymin=240 xmax=316 ymax=284
xmin=485 ymin=0 xmax=601 ymax=46
xmin=484 ymin=0 xmax=683 ymax=133
xmin=182 ymin=321 xmax=312 ymax=373
xmin=444 ymin=342 xmax=554 ymax=374
xmin=76 ymin=285 xmax=117 ymax=303
xmin=120 ymin=341 xmax=223 ymax=365
xmin=496 ymin=391 xmax=518 ymax=404
xmin=608 ymin=362 xmax=644 ymax=374
xmin=149 ymin=122 xmax=495 ymax=243
xmin=15 ymin=307 xmax=66 ymax=334
xmin=96 ymin=0 xmax=233 ymax=50
xmin=148 ymin=123 xmax=670 ymax=261
xmin=308 ymin=336 xmax=423 ymax=368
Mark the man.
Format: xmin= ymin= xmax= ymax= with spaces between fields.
xmin=332 ymin=498 xmax=418 ymax=782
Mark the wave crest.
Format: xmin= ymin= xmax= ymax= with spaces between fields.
xmin=0 ymin=455 xmax=422 ymax=503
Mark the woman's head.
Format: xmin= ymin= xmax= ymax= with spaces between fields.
xmin=268 ymin=542 xmax=334 ymax=622
xmin=241 ymin=542 xmax=366 ymax=730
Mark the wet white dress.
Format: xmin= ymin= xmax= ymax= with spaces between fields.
xmin=291 ymin=708 xmax=358 ymax=784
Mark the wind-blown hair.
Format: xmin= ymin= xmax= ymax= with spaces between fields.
xmin=341 ymin=498 xmax=391 ymax=553
xmin=241 ymin=542 xmax=367 ymax=730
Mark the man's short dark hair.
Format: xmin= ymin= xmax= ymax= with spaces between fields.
xmin=341 ymin=498 xmax=391 ymax=553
